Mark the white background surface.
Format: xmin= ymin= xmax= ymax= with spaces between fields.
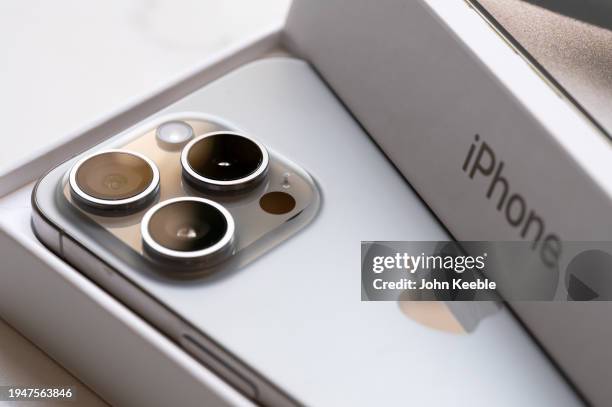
xmin=0 ymin=1 xmax=289 ymax=404
xmin=0 ymin=0 xmax=289 ymax=174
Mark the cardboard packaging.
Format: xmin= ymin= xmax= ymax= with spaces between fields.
xmin=0 ymin=0 xmax=609 ymax=405
xmin=286 ymin=1 xmax=612 ymax=405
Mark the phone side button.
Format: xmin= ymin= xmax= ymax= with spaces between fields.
xmin=180 ymin=334 xmax=258 ymax=400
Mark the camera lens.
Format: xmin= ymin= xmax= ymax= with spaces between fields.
xmin=141 ymin=197 xmax=235 ymax=265
xmin=181 ymin=131 xmax=269 ymax=192
xmin=69 ymin=150 xmax=160 ymax=214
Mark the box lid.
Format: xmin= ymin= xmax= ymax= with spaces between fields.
xmin=284 ymin=0 xmax=612 ymax=241
xmin=284 ymin=2 xmax=612 ymax=405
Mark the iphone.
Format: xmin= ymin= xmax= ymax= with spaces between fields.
xmin=32 ymin=57 xmax=580 ymax=406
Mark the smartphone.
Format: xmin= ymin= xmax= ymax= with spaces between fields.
xmin=471 ymin=0 xmax=612 ymax=137
xmin=31 ymin=57 xmax=581 ymax=406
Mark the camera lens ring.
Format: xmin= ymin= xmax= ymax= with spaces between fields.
xmin=69 ymin=149 xmax=160 ymax=212
xmin=141 ymin=196 xmax=235 ymax=264
xmin=180 ymin=131 xmax=269 ymax=192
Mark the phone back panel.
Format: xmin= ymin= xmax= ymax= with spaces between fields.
xmin=35 ymin=58 xmax=580 ymax=406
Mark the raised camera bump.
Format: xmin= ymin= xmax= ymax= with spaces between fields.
xmin=181 ymin=131 xmax=269 ymax=193
xmin=69 ymin=149 xmax=160 ymax=215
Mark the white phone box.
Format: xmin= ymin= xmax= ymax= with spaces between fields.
xmin=0 ymin=0 xmax=608 ymax=405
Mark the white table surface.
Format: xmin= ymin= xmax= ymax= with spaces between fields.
xmin=0 ymin=1 xmax=288 ymax=405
